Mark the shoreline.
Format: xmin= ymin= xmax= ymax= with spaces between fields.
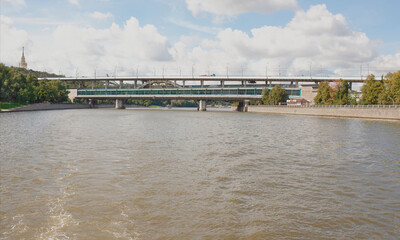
xmin=2 ymin=103 xmax=400 ymax=120
xmin=0 ymin=103 xmax=230 ymax=113
xmin=246 ymin=105 xmax=400 ymax=120
xmin=0 ymin=103 xmax=94 ymax=112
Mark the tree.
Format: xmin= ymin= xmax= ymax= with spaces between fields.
xmin=37 ymin=89 xmax=48 ymax=102
xmin=3 ymin=68 xmax=27 ymax=102
xmin=332 ymin=79 xmax=349 ymax=105
xmin=268 ymin=85 xmax=289 ymax=105
xmin=0 ymin=64 xmax=68 ymax=104
xmin=314 ymin=81 xmax=333 ymax=105
xmin=382 ymin=71 xmax=400 ymax=105
xmin=361 ymin=74 xmax=384 ymax=105
xmin=0 ymin=63 xmax=10 ymax=101
xmin=262 ymin=88 xmax=270 ymax=104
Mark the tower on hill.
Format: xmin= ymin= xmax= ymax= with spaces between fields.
xmin=19 ymin=47 xmax=27 ymax=69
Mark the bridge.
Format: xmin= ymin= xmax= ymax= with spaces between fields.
xmin=73 ymin=87 xmax=301 ymax=111
xmin=43 ymin=75 xmax=367 ymax=88
xmin=44 ymin=75 xmax=367 ymax=111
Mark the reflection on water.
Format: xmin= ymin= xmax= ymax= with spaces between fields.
xmin=1 ymin=109 xmax=399 ymax=239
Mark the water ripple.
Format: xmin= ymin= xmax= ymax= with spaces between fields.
xmin=1 ymin=110 xmax=399 ymax=239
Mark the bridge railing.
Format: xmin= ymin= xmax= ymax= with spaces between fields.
xmin=312 ymin=105 xmax=400 ymax=109
xmin=76 ymin=88 xmax=302 ymax=96
xmin=254 ymin=105 xmax=400 ymax=109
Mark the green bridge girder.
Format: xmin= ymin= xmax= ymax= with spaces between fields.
xmin=77 ymin=88 xmax=301 ymax=98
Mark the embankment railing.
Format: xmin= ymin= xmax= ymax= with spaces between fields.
xmin=253 ymin=105 xmax=400 ymax=109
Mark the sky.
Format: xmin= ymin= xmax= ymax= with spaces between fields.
xmin=1 ymin=0 xmax=400 ymax=77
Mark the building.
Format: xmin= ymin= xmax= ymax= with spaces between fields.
xmin=19 ymin=47 xmax=27 ymax=69
xmin=299 ymin=84 xmax=318 ymax=104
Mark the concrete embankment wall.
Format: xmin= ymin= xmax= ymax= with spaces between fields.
xmin=246 ymin=106 xmax=400 ymax=120
xmin=1 ymin=103 xmax=91 ymax=112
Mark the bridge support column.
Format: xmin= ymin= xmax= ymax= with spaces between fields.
xmin=201 ymin=80 xmax=204 ymax=88
xmin=198 ymin=100 xmax=207 ymax=111
xmin=115 ymin=99 xmax=126 ymax=109
xmin=221 ymin=81 xmax=224 ymax=87
xmin=349 ymin=82 xmax=353 ymax=92
xmin=236 ymin=100 xmax=249 ymax=112
xmin=89 ymin=99 xmax=97 ymax=108
xmin=119 ymin=80 xmax=123 ymax=89
xmin=183 ymin=81 xmax=186 ymax=88
xmin=134 ymin=80 xmax=138 ymax=88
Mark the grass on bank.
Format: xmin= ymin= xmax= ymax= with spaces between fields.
xmin=0 ymin=102 xmax=26 ymax=110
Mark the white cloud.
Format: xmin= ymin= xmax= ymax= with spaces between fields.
xmin=1 ymin=4 xmax=398 ymax=78
xmin=186 ymin=0 xmax=298 ymax=19
xmin=0 ymin=16 xmax=29 ymax=65
xmin=171 ymin=4 xmax=381 ymax=76
xmin=1 ymin=16 xmax=171 ymax=75
xmin=89 ymin=11 xmax=113 ymax=20
xmin=68 ymin=0 xmax=79 ymax=6
xmin=370 ymin=53 xmax=400 ymax=73
xmin=28 ymin=17 xmax=171 ymax=75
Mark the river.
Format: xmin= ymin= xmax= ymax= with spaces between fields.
xmin=0 ymin=109 xmax=399 ymax=239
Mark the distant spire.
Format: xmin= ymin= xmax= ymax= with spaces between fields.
xmin=19 ymin=46 xmax=27 ymax=69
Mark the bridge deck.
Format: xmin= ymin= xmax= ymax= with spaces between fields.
xmin=43 ymin=76 xmax=366 ymax=83
xmin=76 ymin=87 xmax=301 ymax=100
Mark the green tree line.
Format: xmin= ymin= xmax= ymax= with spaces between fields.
xmin=314 ymin=71 xmax=400 ymax=105
xmin=360 ymin=72 xmax=400 ymax=105
xmin=262 ymin=85 xmax=289 ymax=105
xmin=0 ymin=64 xmax=69 ymax=104
xmin=314 ymin=79 xmax=350 ymax=105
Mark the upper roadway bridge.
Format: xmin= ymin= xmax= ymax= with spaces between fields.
xmin=43 ymin=75 xmax=368 ymax=86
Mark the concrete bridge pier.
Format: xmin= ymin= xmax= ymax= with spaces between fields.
xmin=89 ymin=99 xmax=97 ymax=108
xmin=236 ymin=100 xmax=249 ymax=112
xmin=115 ymin=99 xmax=126 ymax=109
xmin=198 ymin=100 xmax=207 ymax=111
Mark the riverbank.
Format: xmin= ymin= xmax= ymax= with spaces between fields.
xmin=246 ymin=105 xmax=400 ymax=120
xmin=0 ymin=103 xmax=92 ymax=112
